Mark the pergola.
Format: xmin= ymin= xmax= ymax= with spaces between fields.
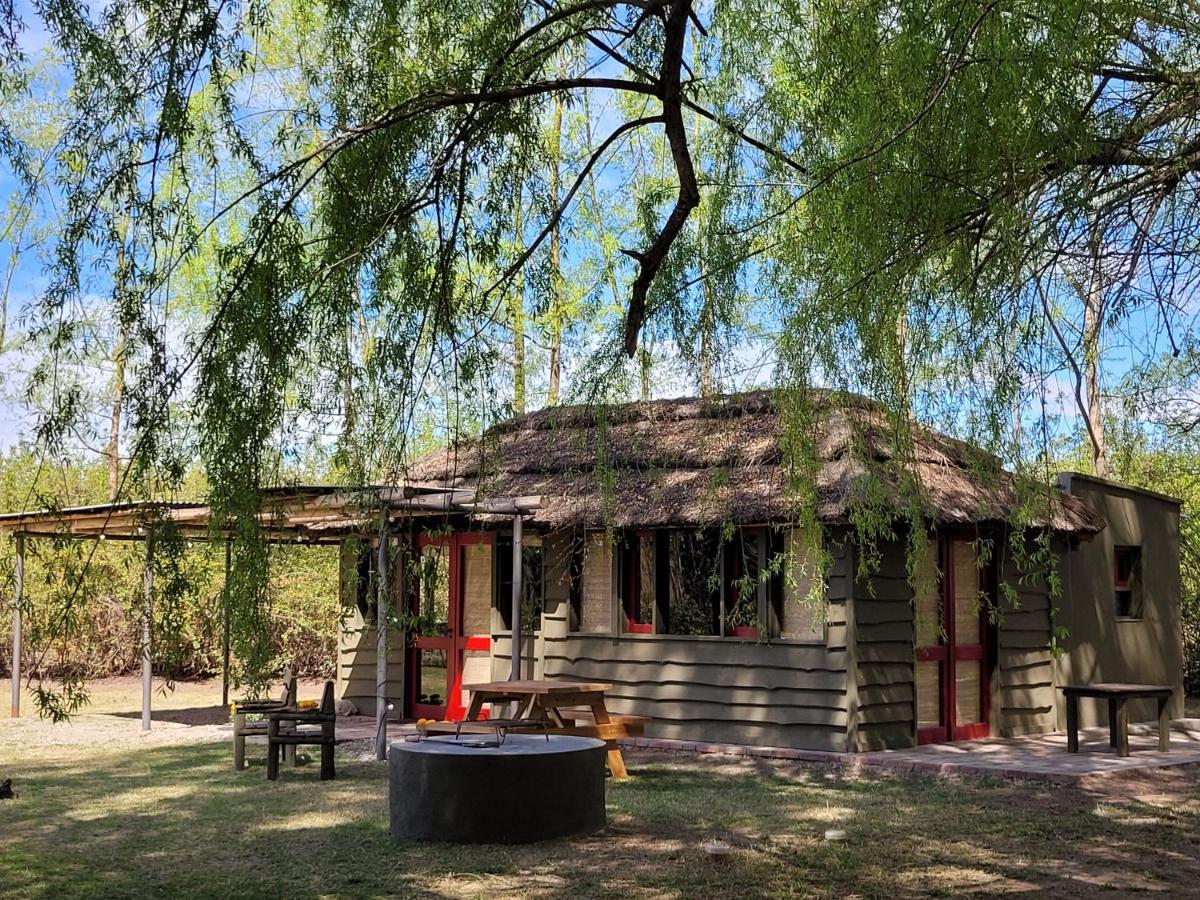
xmin=2 ymin=483 xmax=541 ymax=758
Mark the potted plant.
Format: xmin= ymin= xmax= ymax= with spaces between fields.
xmin=727 ymin=596 xmax=759 ymax=639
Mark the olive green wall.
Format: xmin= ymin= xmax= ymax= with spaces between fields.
xmin=1054 ymin=473 xmax=1184 ymax=728
xmin=537 ymin=528 xmax=855 ymax=752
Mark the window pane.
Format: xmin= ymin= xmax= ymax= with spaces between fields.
xmin=638 ymin=537 xmax=655 ymax=623
xmin=496 ymin=536 xmax=545 ymax=632
xmin=726 ymin=530 xmax=760 ymax=632
xmin=913 ymin=540 xmax=941 ymax=647
xmin=619 ymin=532 xmax=655 ymax=630
xmin=917 ymin=660 xmax=941 ymax=729
xmin=417 ymin=545 xmax=450 ymax=636
xmin=416 ymin=647 xmax=448 ymax=707
xmin=461 ymin=542 xmax=492 ymax=638
xmin=579 ymin=532 xmax=613 ymax=634
xmin=781 ymin=528 xmax=824 ymax=640
xmin=955 ymin=661 xmax=983 ymax=726
xmin=953 ymin=541 xmax=980 ymax=645
xmin=668 ymin=530 xmax=721 ymax=635
xmin=521 ymin=543 xmax=544 ymax=631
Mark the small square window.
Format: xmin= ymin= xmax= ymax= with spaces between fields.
xmin=1113 ymin=546 xmax=1142 ymax=619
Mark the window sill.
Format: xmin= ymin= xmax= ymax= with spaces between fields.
xmin=563 ymin=631 xmax=828 ymax=646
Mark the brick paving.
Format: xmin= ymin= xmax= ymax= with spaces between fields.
xmin=341 ymin=716 xmax=1200 ymax=785
xmin=620 ymin=720 xmax=1200 ymax=785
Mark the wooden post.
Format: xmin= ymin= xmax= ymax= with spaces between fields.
xmin=510 ymin=514 xmax=523 ymax=681
xmin=10 ymin=534 xmax=23 ymax=718
xmin=142 ymin=533 xmax=154 ymax=731
xmin=1158 ymin=693 xmax=1172 ymax=752
xmin=375 ymin=524 xmax=389 ymax=761
xmin=221 ymin=539 xmax=231 ymax=708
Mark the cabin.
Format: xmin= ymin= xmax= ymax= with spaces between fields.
xmin=335 ymin=390 xmax=1184 ymax=752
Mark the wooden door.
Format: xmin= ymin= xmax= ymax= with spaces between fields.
xmin=915 ymin=534 xmax=990 ymax=743
xmin=409 ymin=535 xmax=457 ymax=721
xmin=408 ymin=533 xmax=494 ymax=721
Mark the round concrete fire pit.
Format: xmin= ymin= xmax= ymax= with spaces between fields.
xmin=388 ymin=734 xmax=607 ymax=843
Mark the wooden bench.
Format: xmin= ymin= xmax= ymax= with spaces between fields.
xmin=267 ymin=681 xmax=337 ymax=780
xmin=232 ymin=669 xmax=297 ymax=770
xmin=1061 ymin=683 xmax=1174 ymax=757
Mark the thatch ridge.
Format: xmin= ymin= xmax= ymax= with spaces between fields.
xmin=406 ymin=389 xmax=1104 ymax=534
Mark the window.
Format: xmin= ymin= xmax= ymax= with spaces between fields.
xmin=617 ymin=531 xmax=662 ymax=633
xmin=724 ymin=528 xmax=766 ymax=636
xmin=576 ymin=531 xmax=614 ymax=633
xmin=666 ymin=529 xmax=723 ymax=635
xmin=355 ymin=544 xmax=379 ymax=621
xmin=778 ymin=527 xmax=826 ymax=641
xmin=1114 ymin=545 xmax=1143 ymax=619
xmin=567 ymin=530 xmax=585 ymax=631
xmin=496 ymin=534 xmax=544 ymax=632
xmin=415 ymin=543 xmax=451 ymax=636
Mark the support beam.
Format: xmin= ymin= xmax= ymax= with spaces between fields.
xmin=510 ymin=514 xmax=523 ymax=681
xmin=10 ymin=534 xmax=23 ymax=717
xmin=142 ymin=534 xmax=154 ymax=731
xmin=221 ymin=540 xmax=231 ymax=708
xmin=375 ymin=525 xmax=389 ymax=761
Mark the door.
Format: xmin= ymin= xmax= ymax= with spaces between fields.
xmin=407 ymin=532 xmax=494 ymax=721
xmin=915 ymin=534 xmax=991 ymax=744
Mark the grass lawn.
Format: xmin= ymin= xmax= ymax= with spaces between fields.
xmin=3 ymin=680 xmax=1200 ymax=897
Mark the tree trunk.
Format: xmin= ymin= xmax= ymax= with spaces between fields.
xmin=546 ymin=90 xmax=565 ymax=406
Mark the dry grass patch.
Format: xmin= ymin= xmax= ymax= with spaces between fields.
xmin=2 ymin=728 xmax=1200 ymax=897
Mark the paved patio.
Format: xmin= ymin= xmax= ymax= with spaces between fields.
xmin=621 ymin=720 xmax=1200 ymax=785
xmin=244 ymin=714 xmax=1200 ymax=785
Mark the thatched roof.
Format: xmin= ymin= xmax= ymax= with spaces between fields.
xmin=406 ymin=390 xmax=1105 ymax=535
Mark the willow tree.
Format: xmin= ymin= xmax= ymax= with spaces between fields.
xmin=4 ymin=0 xmax=1198 ymax=694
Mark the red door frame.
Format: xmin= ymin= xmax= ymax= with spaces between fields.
xmin=407 ymin=531 xmax=494 ymax=721
xmin=916 ymin=532 xmax=993 ymax=744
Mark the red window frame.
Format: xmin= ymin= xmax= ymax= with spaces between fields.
xmin=1114 ymin=546 xmax=1137 ymax=589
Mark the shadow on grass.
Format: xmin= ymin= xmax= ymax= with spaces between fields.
xmin=110 ymin=705 xmax=232 ymax=726
xmin=3 ymin=743 xmax=1200 ymax=899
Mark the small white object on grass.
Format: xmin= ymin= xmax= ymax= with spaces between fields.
xmin=824 ymin=828 xmax=847 ymax=842
xmin=703 ymin=840 xmax=733 ymax=860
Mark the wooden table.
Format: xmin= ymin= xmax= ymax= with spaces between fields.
xmin=459 ymin=679 xmax=634 ymax=779
xmin=1061 ymin=683 xmax=1174 ymax=757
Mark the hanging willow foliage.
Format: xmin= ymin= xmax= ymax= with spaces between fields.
xmin=2 ymin=0 xmax=1196 ymax=705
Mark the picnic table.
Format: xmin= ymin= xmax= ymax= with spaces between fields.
xmin=419 ymin=679 xmax=645 ymax=780
xmin=1061 ymin=683 xmax=1174 ymax=757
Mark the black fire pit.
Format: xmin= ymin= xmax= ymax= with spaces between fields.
xmin=388 ymin=734 xmax=606 ymax=843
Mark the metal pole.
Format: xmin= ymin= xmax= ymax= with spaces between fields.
xmin=221 ymin=539 xmax=231 ymax=708
xmin=375 ymin=525 xmax=389 ymax=761
xmin=10 ymin=534 xmax=23 ymax=718
xmin=510 ymin=514 xmax=523 ymax=681
xmin=142 ymin=533 xmax=154 ymax=731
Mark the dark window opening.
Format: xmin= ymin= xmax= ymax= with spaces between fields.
xmin=617 ymin=531 xmax=658 ymax=633
xmin=497 ymin=535 xmax=544 ymax=632
xmin=1114 ymin=545 xmax=1143 ymax=619
xmin=724 ymin=529 xmax=764 ymax=636
xmin=355 ymin=545 xmax=378 ymax=621
xmin=567 ymin=530 xmax=585 ymax=631
xmin=666 ymin=529 xmax=723 ymax=636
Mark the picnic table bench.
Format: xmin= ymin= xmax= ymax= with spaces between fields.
xmin=417 ymin=679 xmax=647 ymax=780
xmin=267 ymin=681 xmax=338 ymax=780
xmin=1061 ymin=683 xmax=1174 ymax=757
